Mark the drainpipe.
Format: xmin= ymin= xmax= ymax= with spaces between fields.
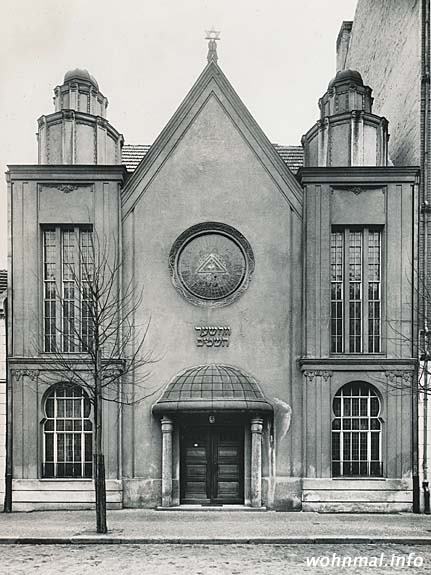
xmin=423 ymin=359 xmax=430 ymax=513
xmin=421 ymin=0 xmax=431 ymax=514
xmin=117 ymin=182 xmax=123 ymax=487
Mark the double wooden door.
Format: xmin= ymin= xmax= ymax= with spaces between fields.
xmin=181 ymin=425 xmax=244 ymax=504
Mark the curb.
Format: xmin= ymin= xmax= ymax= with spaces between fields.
xmin=0 ymin=537 xmax=431 ymax=545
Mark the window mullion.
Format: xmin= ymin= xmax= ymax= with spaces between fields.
xmin=367 ymin=390 xmax=371 ymax=475
xmin=56 ymin=228 xmax=62 ymax=352
xmin=75 ymin=226 xmax=81 ymax=353
xmin=343 ymin=229 xmax=350 ymax=353
xmin=363 ymin=229 xmax=370 ymax=353
xmin=340 ymin=389 xmax=344 ymax=475
xmin=53 ymin=389 xmax=58 ymax=478
xmin=81 ymin=394 xmax=85 ymax=477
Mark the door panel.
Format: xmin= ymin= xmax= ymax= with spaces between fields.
xmin=213 ymin=429 xmax=243 ymax=502
xmin=181 ymin=425 xmax=243 ymax=504
xmin=182 ymin=430 xmax=209 ymax=503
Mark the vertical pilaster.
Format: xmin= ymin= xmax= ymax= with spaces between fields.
xmin=250 ymin=416 xmax=263 ymax=508
xmin=161 ymin=416 xmax=173 ymax=507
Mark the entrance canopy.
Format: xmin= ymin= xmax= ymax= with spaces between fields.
xmin=152 ymin=364 xmax=273 ymax=414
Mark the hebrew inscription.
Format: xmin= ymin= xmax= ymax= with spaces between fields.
xmin=195 ymin=326 xmax=231 ymax=348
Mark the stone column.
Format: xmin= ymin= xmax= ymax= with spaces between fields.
xmin=161 ymin=416 xmax=173 ymax=507
xmin=250 ymin=416 xmax=264 ymax=508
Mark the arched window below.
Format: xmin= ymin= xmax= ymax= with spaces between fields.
xmin=332 ymin=382 xmax=382 ymax=477
xmin=43 ymin=383 xmax=92 ymax=478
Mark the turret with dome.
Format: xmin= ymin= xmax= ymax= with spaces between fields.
xmin=37 ymin=68 xmax=123 ymax=165
xmin=302 ymin=68 xmax=389 ymax=167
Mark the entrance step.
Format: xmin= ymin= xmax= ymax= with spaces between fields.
xmin=157 ymin=505 xmax=267 ymax=512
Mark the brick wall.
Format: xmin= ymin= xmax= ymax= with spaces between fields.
xmin=344 ymin=0 xmax=420 ymax=166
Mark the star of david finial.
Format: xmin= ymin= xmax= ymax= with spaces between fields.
xmin=205 ymin=28 xmax=220 ymax=63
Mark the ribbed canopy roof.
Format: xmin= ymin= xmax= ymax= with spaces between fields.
xmin=153 ymin=364 xmax=273 ymax=413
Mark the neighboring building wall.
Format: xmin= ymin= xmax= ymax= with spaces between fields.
xmin=0 ymin=289 xmax=6 ymax=504
xmin=342 ymin=0 xmax=420 ymax=166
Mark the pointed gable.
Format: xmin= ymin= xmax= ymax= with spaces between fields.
xmin=122 ymin=61 xmax=303 ymax=218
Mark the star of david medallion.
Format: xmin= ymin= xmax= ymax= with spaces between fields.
xmin=169 ymin=222 xmax=255 ymax=307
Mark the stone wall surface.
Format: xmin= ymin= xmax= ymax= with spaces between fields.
xmin=344 ymin=0 xmax=420 ymax=166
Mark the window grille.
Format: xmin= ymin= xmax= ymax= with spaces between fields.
xmin=43 ymin=384 xmax=93 ymax=478
xmin=332 ymin=382 xmax=382 ymax=477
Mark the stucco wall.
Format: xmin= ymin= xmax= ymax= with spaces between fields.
xmin=344 ymin=0 xmax=420 ymax=166
xmin=7 ymin=168 xmax=125 ymax=501
xmin=122 ymin=93 xmax=304 ymax=509
xmin=299 ymin=167 xmax=418 ymax=511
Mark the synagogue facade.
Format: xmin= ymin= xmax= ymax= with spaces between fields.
xmin=6 ymin=39 xmax=419 ymax=512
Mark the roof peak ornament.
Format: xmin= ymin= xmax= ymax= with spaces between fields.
xmin=205 ymin=28 xmax=220 ymax=63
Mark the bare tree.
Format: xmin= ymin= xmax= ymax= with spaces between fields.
xmin=38 ymin=230 xmax=158 ymax=533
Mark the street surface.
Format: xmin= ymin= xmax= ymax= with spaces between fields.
xmin=0 ymin=543 xmax=430 ymax=574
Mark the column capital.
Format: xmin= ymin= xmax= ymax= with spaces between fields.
xmin=251 ymin=416 xmax=264 ymax=434
xmin=161 ymin=415 xmax=173 ymax=433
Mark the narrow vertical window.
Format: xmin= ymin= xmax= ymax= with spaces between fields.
xmin=330 ymin=231 xmax=344 ymax=353
xmin=330 ymin=228 xmax=382 ymax=354
xmin=42 ymin=226 xmax=93 ymax=352
xmin=43 ymin=230 xmax=57 ymax=352
xmin=368 ymin=231 xmax=381 ymax=353
xmin=332 ymin=382 xmax=382 ymax=477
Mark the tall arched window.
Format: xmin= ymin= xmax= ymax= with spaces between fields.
xmin=43 ymin=384 xmax=93 ymax=478
xmin=332 ymin=382 xmax=382 ymax=477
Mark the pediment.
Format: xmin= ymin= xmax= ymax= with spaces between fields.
xmin=122 ymin=62 xmax=303 ymax=218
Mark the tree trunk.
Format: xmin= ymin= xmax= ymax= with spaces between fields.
xmin=95 ymin=451 xmax=107 ymax=533
xmin=94 ymin=354 xmax=108 ymax=533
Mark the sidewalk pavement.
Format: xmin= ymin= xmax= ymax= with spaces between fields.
xmin=0 ymin=509 xmax=431 ymax=544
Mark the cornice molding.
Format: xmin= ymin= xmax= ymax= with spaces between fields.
xmin=36 ymin=111 xmax=122 ymax=139
xmin=7 ymin=165 xmax=127 ymax=181
xmin=9 ymin=356 xmax=124 ymax=368
xmin=299 ymin=357 xmax=416 ymax=371
xmin=298 ymin=166 xmax=420 ymax=184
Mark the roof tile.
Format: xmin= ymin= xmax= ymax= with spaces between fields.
xmin=0 ymin=270 xmax=6 ymax=295
xmin=122 ymin=143 xmax=303 ymax=174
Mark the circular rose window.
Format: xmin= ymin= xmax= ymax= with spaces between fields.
xmin=169 ymin=222 xmax=254 ymax=307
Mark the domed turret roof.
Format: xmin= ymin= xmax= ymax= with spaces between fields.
xmin=328 ymin=69 xmax=364 ymax=89
xmin=152 ymin=364 xmax=273 ymax=413
xmin=63 ymin=68 xmax=99 ymax=90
